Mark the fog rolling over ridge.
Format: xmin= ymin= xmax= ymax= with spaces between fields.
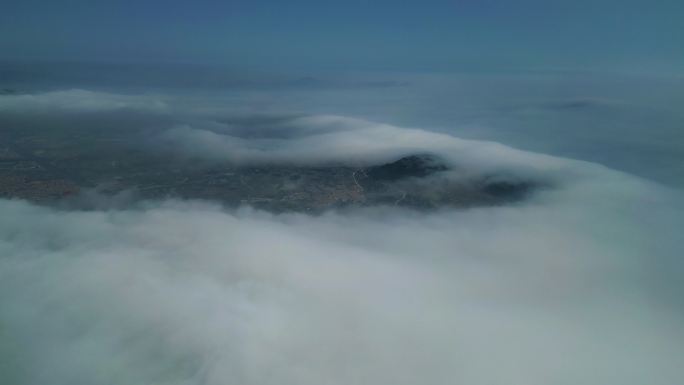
xmin=0 ymin=87 xmax=683 ymax=385
xmin=2 ymin=0 xmax=683 ymax=381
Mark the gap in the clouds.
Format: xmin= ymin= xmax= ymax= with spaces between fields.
xmin=0 ymin=90 xmax=552 ymax=213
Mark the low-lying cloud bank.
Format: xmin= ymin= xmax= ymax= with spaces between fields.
xmin=0 ymin=89 xmax=169 ymax=113
xmin=0 ymin=90 xmax=683 ymax=385
xmin=0 ymin=89 xmax=587 ymax=176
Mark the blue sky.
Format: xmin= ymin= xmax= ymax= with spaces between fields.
xmin=1 ymin=0 xmax=683 ymax=73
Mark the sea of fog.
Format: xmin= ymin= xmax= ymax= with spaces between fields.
xmin=0 ymin=76 xmax=682 ymax=385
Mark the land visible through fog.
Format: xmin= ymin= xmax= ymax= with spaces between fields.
xmin=0 ymin=121 xmax=534 ymax=211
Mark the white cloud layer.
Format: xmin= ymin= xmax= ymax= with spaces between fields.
xmin=160 ymin=115 xmax=562 ymax=171
xmin=0 ymin=89 xmax=168 ymax=113
xmin=0 ymin=89 xmax=682 ymax=385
